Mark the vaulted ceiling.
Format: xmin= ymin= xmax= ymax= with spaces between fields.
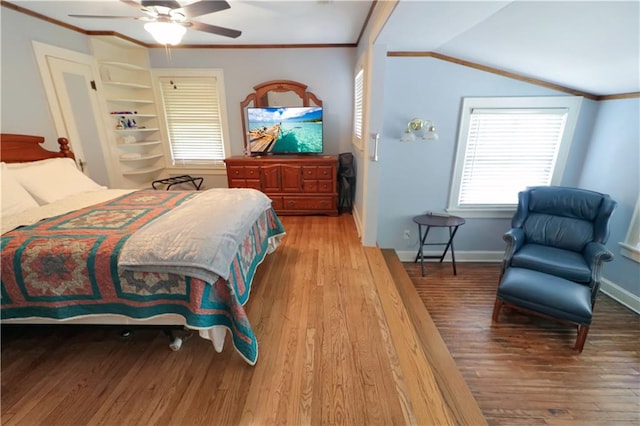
xmin=6 ymin=0 xmax=640 ymax=96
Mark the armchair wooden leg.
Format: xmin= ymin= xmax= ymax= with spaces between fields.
xmin=574 ymin=325 xmax=590 ymax=352
xmin=492 ymin=298 xmax=503 ymax=322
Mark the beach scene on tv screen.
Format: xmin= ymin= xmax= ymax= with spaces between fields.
xmin=248 ymin=107 xmax=323 ymax=153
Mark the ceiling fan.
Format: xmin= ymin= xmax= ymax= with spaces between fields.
xmin=69 ymin=0 xmax=242 ymax=45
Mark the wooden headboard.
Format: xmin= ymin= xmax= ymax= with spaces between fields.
xmin=0 ymin=134 xmax=75 ymax=163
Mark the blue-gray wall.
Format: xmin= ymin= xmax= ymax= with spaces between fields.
xmin=149 ymin=48 xmax=355 ymax=157
xmin=379 ymin=55 xmax=639 ymax=299
xmin=379 ymin=56 xmax=593 ymax=252
xmin=578 ymin=98 xmax=640 ymax=297
xmin=1 ymin=7 xmax=91 ymax=151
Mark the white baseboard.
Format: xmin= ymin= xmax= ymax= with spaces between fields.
xmin=600 ymin=277 xmax=640 ymax=314
xmin=395 ymin=250 xmax=503 ymax=263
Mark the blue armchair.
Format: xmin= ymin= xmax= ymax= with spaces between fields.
xmin=494 ymin=186 xmax=617 ymax=351
xmin=501 ymin=186 xmax=617 ymax=302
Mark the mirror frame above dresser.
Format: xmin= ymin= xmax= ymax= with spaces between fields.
xmin=239 ymin=80 xmax=323 ymax=154
xmin=228 ymin=80 xmax=337 ymax=216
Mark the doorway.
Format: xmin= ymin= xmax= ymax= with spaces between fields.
xmin=32 ymin=41 xmax=114 ymax=187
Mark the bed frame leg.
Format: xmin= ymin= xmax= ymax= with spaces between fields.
xmin=163 ymin=327 xmax=192 ymax=351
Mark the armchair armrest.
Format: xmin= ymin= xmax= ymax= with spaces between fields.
xmin=502 ymin=228 xmax=525 ymax=273
xmin=583 ymin=241 xmax=614 ymax=299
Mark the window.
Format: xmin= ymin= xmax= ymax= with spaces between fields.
xmin=448 ymin=96 xmax=583 ymax=217
xmin=154 ymin=69 xmax=230 ymax=167
xmin=353 ymin=68 xmax=364 ymax=147
xmin=620 ymin=197 xmax=640 ymax=262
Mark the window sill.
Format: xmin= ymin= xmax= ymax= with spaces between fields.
xmin=619 ymin=242 xmax=640 ymax=263
xmin=165 ymin=164 xmax=226 ymax=175
xmin=445 ymin=208 xmax=516 ymax=219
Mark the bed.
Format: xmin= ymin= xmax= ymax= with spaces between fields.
xmin=0 ymin=134 xmax=286 ymax=365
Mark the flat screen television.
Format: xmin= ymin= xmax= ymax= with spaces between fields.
xmin=247 ymin=106 xmax=323 ymax=154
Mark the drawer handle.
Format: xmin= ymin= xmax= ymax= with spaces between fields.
xmin=287 ymin=201 xmax=296 ymax=207
xmin=320 ymin=201 xmax=329 ymax=207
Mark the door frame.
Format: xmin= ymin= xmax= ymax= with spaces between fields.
xmin=32 ymin=41 xmax=116 ymax=186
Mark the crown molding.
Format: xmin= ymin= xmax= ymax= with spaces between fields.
xmin=388 ymin=51 xmax=639 ymax=101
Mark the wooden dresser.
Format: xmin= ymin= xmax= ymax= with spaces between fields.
xmin=224 ymin=155 xmax=338 ymax=216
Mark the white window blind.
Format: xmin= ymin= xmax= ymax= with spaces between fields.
xmin=354 ymin=69 xmax=364 ymax=139
xmin=458 ymin=108 xmax=568 ymax=206
xmin=159 ymin=76 xmax=225 ymax=165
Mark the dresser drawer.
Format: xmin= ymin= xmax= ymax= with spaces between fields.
xmin=268 ymin=196 xmax=283 ymax=211
xmin=229 ymin=178 xmax=246 ymax=188
xmin=283 ymin=196 xmax=334 ymax=211
xmin=227 ymin=165 xmax=259 ymax=179
xmin=317 ymin=166 xmax=334 ymax=180
xmin=245 ymin=166 xmax=260 ymax=179
xmin=303 ymin=180 xmax=319 ymax=192
xmin=318 ymin=181 xmax=334 ymax=193
xmin=302 ymin=166 xmax=317 ymax=179
xmin=245 ymin=179 xmax=261 ymax=190
xmin=227 ymin=166 xmax=246 ymax=179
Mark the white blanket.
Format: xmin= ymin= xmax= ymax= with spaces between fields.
xmin=117 ymin=188 xmax=273 ymax=283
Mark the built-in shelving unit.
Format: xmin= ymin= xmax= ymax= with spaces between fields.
xmin=114 ymin=128 xmax=160 ymax=133
xmin=119 ymin=153 xmax=164 ymax=162
xmin=99 ymin=61 xmax=147 ymax=71
xmin=122 ymin=165 xmax=164 ymax=176
xmin=106 ymin=98 xmax=155 ymax=104
xmin=118 ymin=140 xmax=162 ymax=147
xmin=103 ymin=82 xmax=152 ymax=89
xmin=90 ymin=36 xmax=166 ymax=188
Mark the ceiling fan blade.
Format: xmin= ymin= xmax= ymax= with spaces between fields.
xmin=120 ymin=0 xmax=144 ymax=10
xmin=141 ymin=0 xmax=181 ymax=9
xmin=178 ymin=1 xmax=230 ymax=19
xmin=69 ymin=14 xmax=141 ymax=19
xmin=190 ymin=21 xmax=241 ymax=39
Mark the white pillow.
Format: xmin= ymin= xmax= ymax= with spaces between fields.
xmin=1 ymin=163 xmax=40 ymax=217
xmin=6 ymin=157 xmax=106 ymax=205
xmin=4 ymin=157 xmax=71 ymax=170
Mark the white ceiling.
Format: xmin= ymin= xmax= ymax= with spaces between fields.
xmin=378 ymin=1 xmax=640 ymax=96
xmin=10 ymin=0 xmax=374 ymax=45
xmin=7 ymin=0 xmax=640 ymax=96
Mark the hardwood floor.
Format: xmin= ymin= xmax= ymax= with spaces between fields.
xmin=1 ymin=214 xmax=484 ymax=426
xmin=396 ymin=258 xmax=640 ymax=426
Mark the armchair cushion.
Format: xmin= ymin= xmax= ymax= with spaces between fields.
xmin=522 ymin=213 xmax=594 ymax=252
xmin=511 ymin=244 xmax=591 ymax=283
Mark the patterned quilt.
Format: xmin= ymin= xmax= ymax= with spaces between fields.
xmin=1 ymin=190 xmax=285 ymax=365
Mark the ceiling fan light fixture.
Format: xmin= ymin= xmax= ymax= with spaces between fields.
xmin=144 ymin=21 xmax=186 ymax=45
